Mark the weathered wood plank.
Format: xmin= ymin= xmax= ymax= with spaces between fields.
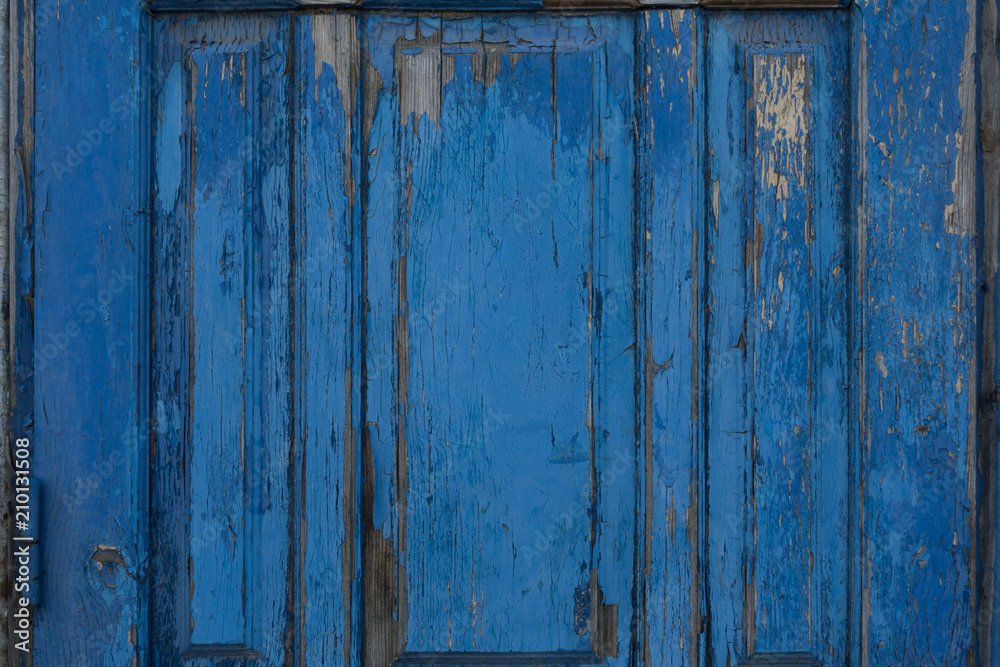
xmin=296 ymin=12 xmax=362 ymax=666
xmin=149 ymin=0 xmax=848 ymax=10
xmin=853 ymin=0 xmax=983 ymax=659
xmin=706 ymin=12 xmax=849 ymax=667
xmin=27 ymin=2 xmax=996 ymax=665
xmin=984 ymin=0 xmax=1000 ymax=657
xmin=361 ymin=13 xmax=406 ymax=666
xmin=589 ymin=16 xmax=638 ymax=662
xmin=28 ymin=0 xmax=148 ymax=662
xmin=152 ymin=15 xmax=293 ymax=664
xmin=746 ymin=49 xmax=814 ymax=655
xmin=637 ymin=9 xmax=704 ymax=667
xmin=0 ymin=0 xmax=13 ymax=657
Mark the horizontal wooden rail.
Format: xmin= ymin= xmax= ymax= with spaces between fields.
xmin=149 ymin=0 xmax=848 ymax=12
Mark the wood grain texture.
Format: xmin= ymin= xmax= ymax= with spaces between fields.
xmin=853 ymin=0 xmax=984 ymax=658
xmin=636 ymin=10 xmax=704 ymax=667
xmin=152 ymin=15 xmax=293 ymax=664
xmin=296 ymin=12 xmax=363 ymax=667
xmin=186 ymin=44 xmax=252 ymax=645
xmin=2 ymin=0 xmax=23 ymax=659
xmin=706 ymin=12 xmax=849 ymax=667
xmin=24 ymin=3 xmax=997 ymax=665
xmin=0 ymin=0 xmax=12 ymax=651
xmin=984 ymin=0 xmax=1000 ymax=657
xmin=361 ymin=14 xmax=637 ymax=663
xmin=27 ymin=0 xmax=148 ymax=663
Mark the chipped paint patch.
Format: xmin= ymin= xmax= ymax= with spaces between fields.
xmin=753 ymin=52 xmax=810 ymax=223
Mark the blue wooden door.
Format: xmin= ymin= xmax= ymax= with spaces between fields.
xmin=24 ymin=0 xmax=992 ymax=655
xmin=142 ymin=7 xmax=849 ymax=667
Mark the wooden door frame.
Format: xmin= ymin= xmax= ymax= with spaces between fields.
xmin=3 ymin=0 xmax=23 ymax=661
xmin=0 ymin=0 xmax=10 ymax=660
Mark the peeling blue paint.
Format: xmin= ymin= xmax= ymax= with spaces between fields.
xmin=27 ymin=2 xmax=990 ymax=665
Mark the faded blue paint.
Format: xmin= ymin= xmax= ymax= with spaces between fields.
xmin=706 ymin=13 xmax=850 ymax=667
xmin=28 ymin=0 xmax=150 ymax=663
xmin=637 ymin=10 xmax=704 ymax=667
xmin=854 ymin=0 xmax=983 ymax=658
xmin=188 ymin=41 xmax=252 ymax=644
xmin=151 ymin=16 xmax=293 ymax=664
xmin=362 ymin=15 xmax=636 ymax=661
xmin=156 ymin=62 xmax=183 ymax=214
xmin=297 ymin=13 xmax=361 ymax=666
xmin=26 ymin=2 xmax=992 ymax=667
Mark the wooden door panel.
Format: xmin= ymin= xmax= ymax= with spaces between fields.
xmin=152 ymin=16 xmax=293 ymax=664
xmin=706 ymin=13 xmax=849 ymax=667
xmin=361 ymin=15 xmax=637 ymax=664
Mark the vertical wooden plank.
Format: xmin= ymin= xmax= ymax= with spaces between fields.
xmin=296 ymin=12 xmax=362 ymax=666
xmin=590 ymin=14 xmax=637 ymax=661
xmin=5 ymin=0 xmax=27 ymax=659
xmin=151 ymin=31 xmax=189 ymax=663
xmin=637 ymin=10 xmax=704 ymax=667
xmin=807 ymin=24 xmax=852 ymax=665
xmin=362 ymin=13 xmax=405 ymax=666
xmin=245 ymin=18 xmax=293 ymax=659
xmin=706 ymin=12 xmax=849 ymax=667
xmin=152 ymin=16 xmax=292 ymax=664
xmin=854 ymin=0 xmax=983 ymax=657
xmin=398 ymin=16 xmax=489 ymax=653
xmin=187 ymin=46 xmax=251 ymax=645
xmin=29 ymin=0 xmax=149 ymax=662
xmin=0 ymin=0 xmax=12 ymax=649
xmin=705 ymin=17 xmax=752 ymax=664
xmin=984 ymin=0 xmax=1000 ymax=656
